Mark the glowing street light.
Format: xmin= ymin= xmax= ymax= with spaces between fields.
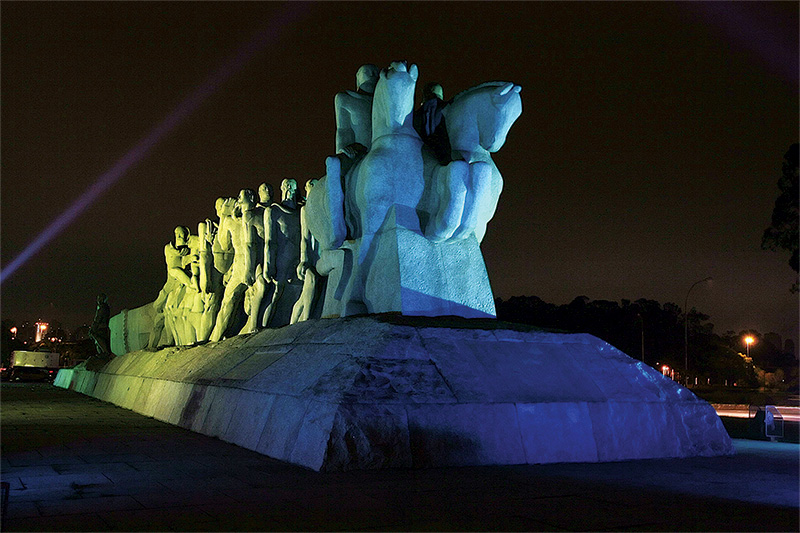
xmin=744 ymin=335 xmax=755 ymax=358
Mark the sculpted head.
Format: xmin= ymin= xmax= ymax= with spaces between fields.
xmin=258 ymin=183 xmax=273 ymax=205
xmin=237 ymin=188 xmax=256 ymax=212
xmin=174 ymin=225 xmax=190 ymax=247
xmin=482 ymin=82 xmax=523 ymax=152
xmin=356 ymin=64 xmax=380 ymax=95
xmin=281 ymin=178 xmax=298 ymax=202
xmin=423 ymin=82 xmax=444 ymax=101
xmin=216 ymin=197 xmax=238 ymax=219
xmin=305 ymin=179 xmax=317 ymax=196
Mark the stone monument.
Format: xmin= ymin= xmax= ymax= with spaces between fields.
xmin=306 ymin=62 xmax=522 ymax=319
xmin=89 ymin=61 xmax=732 ymax=472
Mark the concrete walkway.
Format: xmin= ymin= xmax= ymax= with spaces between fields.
xmin=1 ymin=382 xmax=798 ymax=532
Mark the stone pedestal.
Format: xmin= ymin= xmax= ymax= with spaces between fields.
xmin=363 ymin=224 xmax=496 ymax=319
xmin=56 ymin=315 xmax=733 ymax=471
xmin=109 ymin=303 xmax=155 ymax=356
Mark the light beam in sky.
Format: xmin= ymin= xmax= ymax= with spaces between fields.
xmin=0 ymin=3 xmax=309 ymax=285
xmin=681 ymin=2 xmax=798 ymax=90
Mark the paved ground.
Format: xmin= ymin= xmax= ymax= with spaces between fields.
xmin=1 ymin=382 xmax=798 ymax=532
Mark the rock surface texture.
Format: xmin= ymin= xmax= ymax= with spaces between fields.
xmin=55 ymin=315 xmax=733 ymax=471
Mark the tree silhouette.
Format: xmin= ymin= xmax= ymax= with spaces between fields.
xmin=494 ymin=295 xmax=781 ymax=387
xmin=762 ymin=143 xmax=799 ymax=292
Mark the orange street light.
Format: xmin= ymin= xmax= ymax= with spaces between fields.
xmin=744 ymin=335 xmax=755 ymax=358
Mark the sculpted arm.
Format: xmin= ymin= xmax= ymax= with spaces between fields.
xmin=263 ymin=207 xmax=277 ymax=282
xmin=166 ymin=247 xmax=192 ymax=287
xmin=297 ymin=207 xmax=311 ymax=280
xmin=242 ymin=213 xmax=257 ymax=285
xmin=212 ymin=203 xmax=235 ymax=274
xmin=334 ymin=93 xmax=355 ymax=154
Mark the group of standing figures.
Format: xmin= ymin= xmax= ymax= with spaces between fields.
xmin=148 ymin=177 xmax=322 ymax=348
xmin=147 ymin=60 xmax=522 ymax=347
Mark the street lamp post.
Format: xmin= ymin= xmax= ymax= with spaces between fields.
xmin=745 ymin=335 xmax=754 ymax=358
xmin=637 ymin=312 xmax=645 ymax=363
xmin=684 ymin=277 xmax=713 ymax=386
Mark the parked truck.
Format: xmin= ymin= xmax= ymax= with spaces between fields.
xmin=8 ymin=350 xmax=62 ymax=381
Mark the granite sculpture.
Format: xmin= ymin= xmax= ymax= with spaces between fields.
xmin=324 ymin=63 xmax=381 ymax=250
xmin=91 ymin=61 xmax=734 ymax=475
xmin=260 ymin=178 xmax=302 ymax=328
xmin=117 ymin=61 xmax=523 ymax=349
xmin=307 ymin=61 xmax=522 ymax=319
xmin=210 ymin=189 xmax=261 ymax=342
xmin=211 ymin=197 xmax=236 ymax=280
xmin=241 ymin=187 xmax=270 ymax=336
xmin=195 ymin=219 xmax=222 ymax=342
xmin=257 ymin=182 xmax=273 ymax=209
xmin=290 ymin=179 xmax=325 ymax=323
xmin=147 ymin=226 xmax=193 ymax=348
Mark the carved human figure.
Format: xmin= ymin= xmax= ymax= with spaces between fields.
xmin=413 ymin=82 xmax=451 ymax=165
xmin=241 ymin=185 xmax=270 ymax=335
xmin=335 ymin=64 xmax=380 ymax=156
xmin=290 ymin=179 xmax=324 ymax=323
xmin=148 ymin=225 xmax=193 ymax=348
xmin=194 ymin=220 xmax=223 ymax=342
xmin=164 ymin=226 xmax=201 ymax=345
xmin=212 ymin=197 xmax=236 ymax=285
xmin=261 ymin=178 xmax=302 ymax=328
xmin=320 ymin=64 xmax=380 ymax=249
xmin=257 ymin=182 xmax=273 ymax=209
xmin=175 ymin=228 xmax=205 ymax=345
xmin=89 ymin=293 xmax=111 ymax=355
xmin=210 ymin=189 xmax=261 ymax=342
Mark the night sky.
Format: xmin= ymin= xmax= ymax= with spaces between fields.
xmin=2 ymin=2 xmax=797 ymax=347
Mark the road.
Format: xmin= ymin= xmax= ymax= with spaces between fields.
xmin=714 ymin=404 xmax=800 ymax=422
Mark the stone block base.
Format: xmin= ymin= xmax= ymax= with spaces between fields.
xmin=55 ymin=315 xmax=733 ymax=471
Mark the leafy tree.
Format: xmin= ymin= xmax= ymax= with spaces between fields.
xmin=762 ymin=143 xmax=799 ymax=292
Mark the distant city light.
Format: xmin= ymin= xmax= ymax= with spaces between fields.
xmin=10 ymin=327 xmax=17 ymax=339
xmin=35 ymin=322 xmax=48 ymax=343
